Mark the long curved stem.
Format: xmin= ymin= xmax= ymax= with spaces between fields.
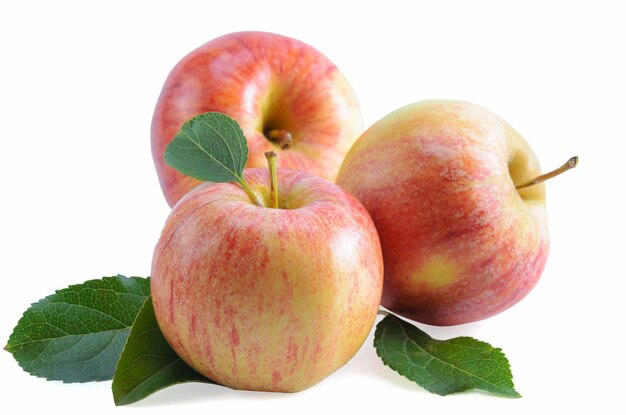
xmin=515 ymin=156 xmax=578 ymax=189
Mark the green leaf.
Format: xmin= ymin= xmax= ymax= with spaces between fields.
xmin=163 ymin=112 xmax=248 ymax=183
xmin=374 ymin=314 xmax=521 ymax=398
xmin=5 ymin=275 xmax=150 ymax=382
xmin=112 ymin=296 xmax=212 ymax=406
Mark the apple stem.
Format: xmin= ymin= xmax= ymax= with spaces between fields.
xmin=267 ymin=129 xmax=293 ymax=149
xmin=515 ymin=156 xmax=578 ymax=189
xmin=237 ymin=178 xmax=264 ymax=207
xmin=265 ymin=151 xmax=279 ymax=208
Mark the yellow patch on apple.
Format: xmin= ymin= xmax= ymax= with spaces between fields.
xmin=410 ymin=255 xmax=460 ymax=289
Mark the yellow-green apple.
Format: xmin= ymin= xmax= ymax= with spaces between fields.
xmin=150 ymin=168 xmax=383 ymax=392
xmin=336 ymin=100 xmax=551 ymax=326
xmin=151 ymin=31 xmax=363 ymax=207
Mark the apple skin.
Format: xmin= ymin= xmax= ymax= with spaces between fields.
xmin=150 ymin=168 xmax=383 ymax=392
xmin=151 ymin=31 xmax=363 ymax=207
xmin=336 ymin=100 xmax=549 ymax=326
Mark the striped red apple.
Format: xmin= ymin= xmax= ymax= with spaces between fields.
xmin=151 ymin=31 xmax=363 ymax=206
xmin=337 ymin=100 xmax=575 ymax=326
xmin=151 ymin=166 xmax=383 ymax=391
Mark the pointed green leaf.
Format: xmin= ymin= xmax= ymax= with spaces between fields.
xmin=5 ymin=275 xmax=150 ymax=382
xmin=112 ymin=296 xmax=213 ymax=406
xmin=163 ymin=112 xmax=248 ymax=183
xmin=374 ymin=314 xmax=521 ymax=398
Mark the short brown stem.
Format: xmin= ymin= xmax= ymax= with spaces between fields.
xmin=266 ymin=129 xmax=293 ymax=149
xmin=515 ymin=156 xmax=578 ymax=189
xmin=265 ymin=151 xmax=279 ymax=209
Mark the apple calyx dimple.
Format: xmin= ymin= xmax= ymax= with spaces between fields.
xmin=515 ymin=156 xmax=578 ymax=189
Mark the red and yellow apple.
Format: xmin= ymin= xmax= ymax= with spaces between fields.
xmin=336 ymin=100 xmax=549 ymax=326
xmin=151 ymin=168 xmax=383 ymax=391
xmin=151 ymin=31 xmax=363 ymax=207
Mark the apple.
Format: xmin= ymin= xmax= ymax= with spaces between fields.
xmin=336 ymin=100 xmax=553 ymax=326
xmin=151 ymin=31 xmax=363 ymax=207
xmin=150 ymin=167 xmax=383 ymax=392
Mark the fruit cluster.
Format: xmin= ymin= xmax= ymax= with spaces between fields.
xmin=5 ymin=29 xmax=581 ymax=404
xmin=149 ymin=31 xmax=574 ymax=393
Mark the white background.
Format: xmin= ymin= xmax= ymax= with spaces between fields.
xmin=0 ymin=0 xmax=623 ymax=413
